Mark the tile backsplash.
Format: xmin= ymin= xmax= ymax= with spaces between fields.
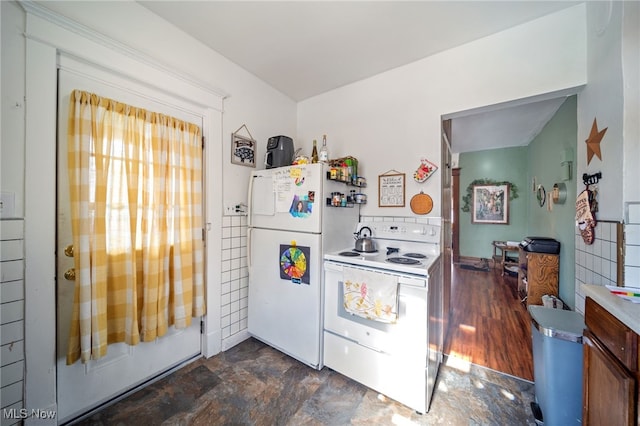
xmin=574 ymin=203 xmax=640 ymax=315
xmin=624 ymin=203 xmax=640 ymax=288
xmin=574 ymin=220 xmax=623 ymax=315
xmin=359 ymin=215 xmax=442 ymax=227
xmin=1 ymin=219 xmax=25 ymax=425
xmin=220 ymin=215 xmax=248 ymax=341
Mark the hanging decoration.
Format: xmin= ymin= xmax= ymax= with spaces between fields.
xmin=279 ymin=242 xmax=310 ymax=285
xmin=378 ymin=170 xmax=405 ymax=207
xmin=585 ymin=118 xmax=607 ymax=165
xmin=410 ymin=191 xmax=434 ymax=215
xmin=231 ymin=124 xmax=256 ymax=167
xmin=576 ymin=172 xmax=602 ymax=245
xmin=471 ymin=184 xmax=509 ymax=224
xmin=413 ymin=157 xmax=438 ymax=183
xmin=461 ymin=178 xmax=519 ymax=213
xmin=536 ymin=185 xmax=546 ymax=208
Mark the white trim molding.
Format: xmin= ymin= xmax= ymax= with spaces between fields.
xmin=19 ymin=0 xmax=230 ymax=104
xmin=22 ymin=3 xmax=226 ymax=420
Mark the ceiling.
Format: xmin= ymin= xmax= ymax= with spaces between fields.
xmin=40 ymin=1 xmax=582 ymax=152
xmin=447 ymin=96 xmax=569 ymax=153
xmin=138 ymin=1 xmax=578 ymax=103
xmin=135 ymin=1 xmax=579 ymax=153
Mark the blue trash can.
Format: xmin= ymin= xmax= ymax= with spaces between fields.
xmin=529 ymin=305 xmax=585 ymax=425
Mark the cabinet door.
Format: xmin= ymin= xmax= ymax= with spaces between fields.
xmin=583 ymin=331 xmax=636 ymax=426
xmin=526 ymin=253 xmax=558 ymax=305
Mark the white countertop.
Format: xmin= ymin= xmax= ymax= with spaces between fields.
xmin=582 ymin=284 xmax=640 ymax=335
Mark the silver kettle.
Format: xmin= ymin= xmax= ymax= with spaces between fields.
xmin=354 ymin=226 xmax=376 ymax=252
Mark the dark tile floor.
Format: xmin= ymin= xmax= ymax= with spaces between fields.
xmin=74 ymin=338 xmax=537 ymax=425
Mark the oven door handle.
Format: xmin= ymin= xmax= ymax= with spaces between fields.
xmin=324 ymin=262 xmax=343 ymax=272
xmin=357 ymin=340 xmax=385 ymax=354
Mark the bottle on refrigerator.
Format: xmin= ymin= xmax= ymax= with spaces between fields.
xmin=319 ymin=135 xmax=329 ymax=163
xmin=311 ymin=140 xmax=318 ymax=163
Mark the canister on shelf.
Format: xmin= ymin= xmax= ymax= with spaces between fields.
xmin=345 ymin=158 xmax=353 ymax=182
xmin=332 ymin=192 xmax=343 ymax=207
xmin=354 ymin=193 xmax=367 ymax=204
xmin=330 ymin=166 xmax=338 ymax=180
xmin=341 ymin=162 xmax=349 ymax=182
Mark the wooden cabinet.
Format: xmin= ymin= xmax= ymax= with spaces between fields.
xmin=517 ymin=249 xmax=559 ymax=305
xmin=583 ymin=297 xmax=639 ymax=425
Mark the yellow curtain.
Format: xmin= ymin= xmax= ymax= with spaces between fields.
xmin=66 ymin=90 xmax=206 ymax=365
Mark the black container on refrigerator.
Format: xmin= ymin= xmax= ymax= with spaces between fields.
xmin=265 ymin=135 xmax=294 ymax=169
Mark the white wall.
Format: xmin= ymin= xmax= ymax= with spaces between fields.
xmin=1 ymin=1 xmax=26 ymax=219
xmin=573 ymin=1 xmax=640 ymax=311
xmin=298 ymin=5 xmax=587 ymax=218
xmin=2 ymin=0 xmax=297 ymax=420
xmin=576 ymin=1 xmax=625 ymax=221
xmin=621 ymin=1 xmax=640 ymax=290
xmin=622 ymin=2 xmax=640 ymax=204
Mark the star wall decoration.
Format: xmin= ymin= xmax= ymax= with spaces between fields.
xmin=585 ymin=118 xmax=607 ymax=164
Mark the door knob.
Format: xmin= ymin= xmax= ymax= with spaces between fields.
xmin=64 ymin=268 xmax=76 ymax=281
xmin=64 ymin=244 xmax=74 ymax=257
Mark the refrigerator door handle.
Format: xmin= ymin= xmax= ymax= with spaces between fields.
xmin=247 ymin=226 xmax=252 ymax=267
xmin=247 ymin=175 xmax=254 ymax=228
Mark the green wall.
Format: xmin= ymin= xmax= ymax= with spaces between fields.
xmin=458 ymin=95 xmax=577 ymax=308
xmin=459 ymin=146 xmax=529 ymax=258
xmin=526 ymin=96 xmax=577 ymax=307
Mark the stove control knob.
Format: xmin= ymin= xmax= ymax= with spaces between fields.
xmin=428 ymin=227 xmax=436 ymax=236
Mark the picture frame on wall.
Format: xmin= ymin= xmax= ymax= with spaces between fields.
xmin=472 ymin=184 xmax=509 ymax=224
xmin=231 ymin=130 xmax=256 ymax=167
xmin=378 ymin=171 xmax=405 ymax=207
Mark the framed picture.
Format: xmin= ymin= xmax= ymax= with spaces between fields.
xmin=378 ymin=172 xmax=405 ymax=207
xmin=231 ymin=133 xmax=256 ymax=167
xmin=472 ymin=184 xmax=509 ymax=224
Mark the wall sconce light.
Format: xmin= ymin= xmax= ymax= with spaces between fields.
xmin=561 ymin=148 xmax=573 ymax=181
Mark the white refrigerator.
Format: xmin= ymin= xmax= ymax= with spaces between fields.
xmin=247 ymin=163 xmax=359 ymax=369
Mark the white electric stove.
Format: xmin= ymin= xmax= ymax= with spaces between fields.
xmin=323 ymin=220 xmax=443 ymax=414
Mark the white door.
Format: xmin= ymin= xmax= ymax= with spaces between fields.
xmin=56 ymin=61 xmax=203 ymax=422
xmin=248 ymin=228 xmax=322 ymax=368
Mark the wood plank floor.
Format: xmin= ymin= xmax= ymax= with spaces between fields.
xmin=444 ymin=263 xmax=534 ymax=381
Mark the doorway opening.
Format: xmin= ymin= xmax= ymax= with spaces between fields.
xmin=441 ymin=91 xmax=579 ymax=380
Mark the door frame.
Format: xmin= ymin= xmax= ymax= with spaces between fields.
xmin=440 ymin=119 xmax=453 ymax=335
xmin=55 ymin=61 xmax=211 ymax=422
xmin=23 ymin=7 xmax=225 ymax=415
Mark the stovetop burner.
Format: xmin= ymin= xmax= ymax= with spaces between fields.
xmin=325 ymin=221 xmax=440 ymax=276
xmin=386 ymin=257 xmax=421 ymax=265
xmin=404 ymin=253 xmax=427 ymax=259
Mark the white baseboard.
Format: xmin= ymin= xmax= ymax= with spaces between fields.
xmin=202 ymin=329 xmax=222 ymax=358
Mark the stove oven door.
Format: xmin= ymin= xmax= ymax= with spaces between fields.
xmin=323 ymin=260 xmax=430 ymax=412
xmin=323 ymin=261 xmax=427 ymax=356
xmin=324 ymin=261 xmax=428 ymax=357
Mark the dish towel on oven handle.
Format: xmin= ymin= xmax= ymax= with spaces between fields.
xmin=343 ymin=267 xmax=399 ymax=323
